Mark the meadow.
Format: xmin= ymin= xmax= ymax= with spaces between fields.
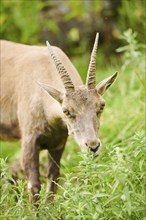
xmin=0 ymin=30 xmax=145 ymax=220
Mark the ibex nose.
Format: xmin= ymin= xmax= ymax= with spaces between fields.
xmin=89 ymin=142 xmax=101 ymax=153
xmin=85 ymin=139 xmax=101 ymax=154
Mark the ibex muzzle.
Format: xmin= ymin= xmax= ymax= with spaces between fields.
xmin=39 ymin=33 xmax=118 ymax=156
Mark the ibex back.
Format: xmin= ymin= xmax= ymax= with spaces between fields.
xmin=0 ymin=33 xmax=118 ymax=202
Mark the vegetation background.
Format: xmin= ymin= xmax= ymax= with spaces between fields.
xmin=0 ymin=0 xmax=145 ymax=219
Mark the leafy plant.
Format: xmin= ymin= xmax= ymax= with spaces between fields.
xmin=116 ymin=29 xmax=145 ymax=87
xmin=0 ymin=132 xmax=145 ymax=219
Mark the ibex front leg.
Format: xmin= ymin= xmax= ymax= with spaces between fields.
xmin=47 ymin=144 xmax=65 ymax=201
xmin=21 ymin=135 xmax=41 ymax=204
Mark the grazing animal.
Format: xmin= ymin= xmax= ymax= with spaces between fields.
xmin=0 ymin=33 xmax=118 ymax=202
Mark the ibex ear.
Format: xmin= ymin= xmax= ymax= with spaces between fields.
xmin=96 ymin=72 xmax=118 ymax=95
xmin=36 ymin=81 xmax=63 ymax=103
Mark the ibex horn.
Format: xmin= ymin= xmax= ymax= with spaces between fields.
xmin=86 ymin=32 xmax=99 ymax=90
xmin=46 ymin=41 xmax=75 ymax=93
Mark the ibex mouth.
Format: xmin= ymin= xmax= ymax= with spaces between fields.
xmin=90 ymin=144 xmax=100 ymax=153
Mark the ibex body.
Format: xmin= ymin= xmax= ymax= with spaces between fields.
xmin=0 ymin=33 xmax=118 ymax=202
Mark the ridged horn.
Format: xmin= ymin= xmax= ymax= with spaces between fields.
xmin=86 ymin=32 xmax=99 ymax=90
xmin=46 ymin=41 xmax=75 ymax=93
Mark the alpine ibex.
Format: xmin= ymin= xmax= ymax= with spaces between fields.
xmin=0 ymin=33 xmax=118 ymax=202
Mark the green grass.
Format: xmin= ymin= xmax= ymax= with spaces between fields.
xmin=0 ymin=31 xmax=145 ymax=219
xmin=0 ymin=132 xmax=145 ymax=220
xmin=0 ymin=141 xmax=20 ymax=161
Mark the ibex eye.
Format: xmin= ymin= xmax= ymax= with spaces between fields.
xmin=101 ymin=102 xmax=105 ymax=108
xmin=63 ymin=109 xmax=70 ymax=116
xmin=100 ymin=102 xmax=105 ymax=111
xmin=63 ymin=109 xmax=76 ymax=119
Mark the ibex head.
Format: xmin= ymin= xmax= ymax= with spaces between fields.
xmin=40 ymin=33 xmax=118 ymax=156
